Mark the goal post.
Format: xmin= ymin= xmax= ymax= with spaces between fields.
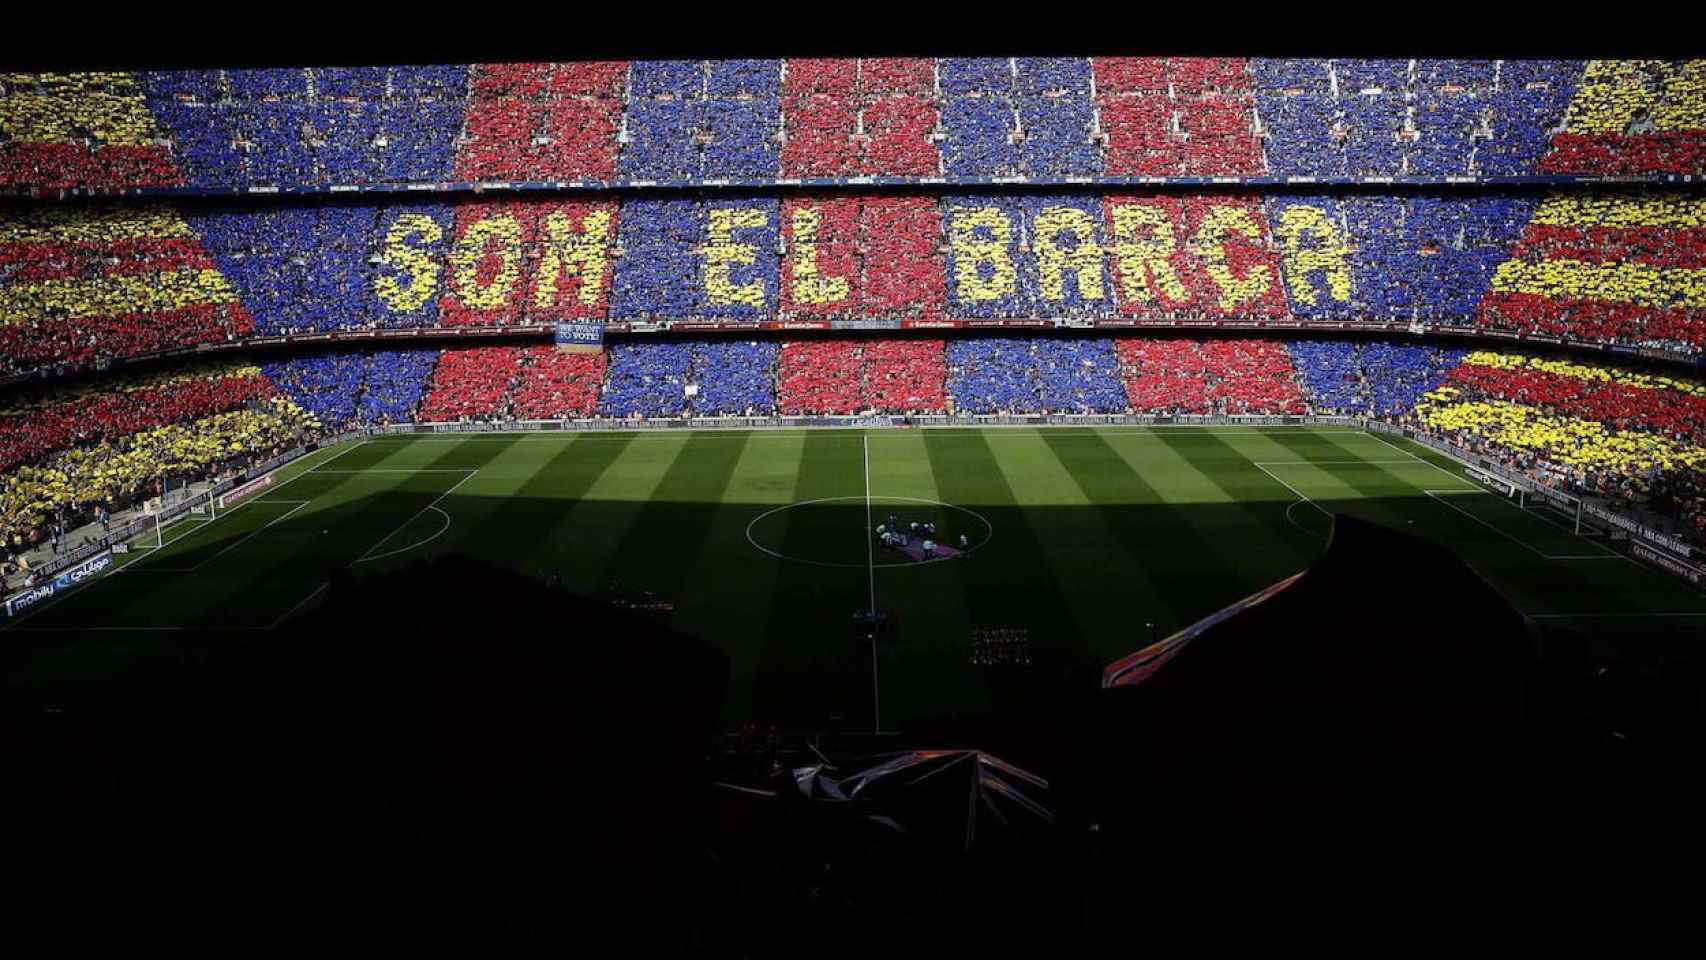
xmin=1522 ymin=482 xmax=1598 ymax=536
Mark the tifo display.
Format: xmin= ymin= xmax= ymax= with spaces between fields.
xmin=2 ymin=59 xmax=1701 ymax=192
xmin=5 ymin=189 xmax=1706 ymax=381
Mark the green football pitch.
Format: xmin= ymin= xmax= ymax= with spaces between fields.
xmin=7 ymin=425 xmax=1706 ymax=727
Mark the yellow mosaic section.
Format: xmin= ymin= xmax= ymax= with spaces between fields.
xmin=1488 ymin=259 xmax=1706 ymax=310
xmin=0 ymin=398 xmax=316 ymax=541
xmin=1415 ymin=389 xmax=1706 ymax=477
xmin=1526 ymin=192 xmax=1706 ymax=230
xmin=1457 ymin=350 xmax=1706 ymax=397
xmin=1560 ymin=60 xmax=1706 ymax=136
xmin=1488 ymin=193 xmax=1706 ymax=308
xmin=0 ymin=72 xmax=162 ymax=145
xmin=0 ymin=203 xmax=196 ymax=245
xmin=0 ymin=268 xmax=239 ymax=327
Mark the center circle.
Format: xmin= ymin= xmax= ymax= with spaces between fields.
xmin=746 ymin=495 xmax=993 ymax=569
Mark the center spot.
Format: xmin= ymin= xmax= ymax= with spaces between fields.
xmin=746 ymin=495 xmax=993 ymax=569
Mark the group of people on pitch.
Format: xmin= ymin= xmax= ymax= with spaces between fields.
xmin=875 ymin=514 xmax=968 ymax=559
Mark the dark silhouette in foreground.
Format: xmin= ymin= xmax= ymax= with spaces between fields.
xmin=7 ymin=527 xmax=1702 ymax=953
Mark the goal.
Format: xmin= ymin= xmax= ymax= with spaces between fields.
xmin=1518 ymin=484 xmax=1603 ymax=537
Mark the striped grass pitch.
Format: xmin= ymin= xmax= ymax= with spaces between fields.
xmin=7 ymin=426 xmax=1705 ymax=727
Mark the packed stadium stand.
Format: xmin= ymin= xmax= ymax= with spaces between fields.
xmin=5 ymin=187 xmax=1705 ymax=380
xmin=6 ymin=59 xmax=1698 ymax=192
xmin=3 ymin=57 xmax=1706 ymax=566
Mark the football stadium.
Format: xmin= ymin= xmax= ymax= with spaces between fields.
xmin=5 ymin=46 xmax=1706 ymax=948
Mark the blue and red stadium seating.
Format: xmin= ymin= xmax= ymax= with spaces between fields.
xmin=6 ymin=58 xmax=1706 ymax=548
xmin=8 ymin=59 xmax=1700 ymax=192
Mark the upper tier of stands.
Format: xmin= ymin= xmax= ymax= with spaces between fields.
xmin=2 ymin=60 xmax=1702 ymax=193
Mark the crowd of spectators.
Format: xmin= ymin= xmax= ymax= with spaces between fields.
xmin=262 ymin=348 xmax=438 ymax=428
xmin=611 ymin=196 xmax=782 ymax=320
xmin=0 ymin=72 xmax=179 ymax=190
xmin=599 ymin=340 xmax=777 ymax=417
xmin=1096 ymin=57 xmax=1264 ymax=176
xmin=413 ymin=341 xmax=767 ymax=423
xmin=944 ymin=338 xmax=1041 ymax=414
xmin=0 ymin=360 xmax=275 ymax=475
xmin=187 ymin=201 xmax=445 ymax=336
xmin=1115 ymin=338 xmax=1307 ymax=414
xmin=1442 ymin=351 xmax=1706 ymax=446
xmin=137 ymin=66 xmax=467 ymax=189
xmin=0 ymin=202 xmax=255 ymax=377
xmin=455 ymin=62 xmax=625 ymax=182
xmin=1408 ymin=349 xmax=1706 ymax=541
xmin=12 ymin=188 xmax=1706 ymax=383
xmin=17 ymin=60 xmax=1696 ymax=192
xmin=776 ymin=339 xmax=946 ymax=415
xmin=1253 ymin=59 xmax=1578 ymax=178
xmin=945 ymin=338 xmax=1127 ymax=414
xmin=0 ymin=396 xmax=317 ymax=552
xmin=1476 ymin=192 xmax=1706 ymax=355
xmin=776 ymin=196 xmax=944 ymax=320
xmin=1288 ymin=340 xmax=1466 ymax=416
xmin=417 ymin=346 xmax=526 ymax=422
xmin=1541 ymin=60 xmax=1706 ymax=175
xmin=360 ymin=349 xmax=439 ymax=422
xmin=510 ymin=347 xmax=606 ymax=420
xmin=781 ymin=59 xmax=937 ymax=177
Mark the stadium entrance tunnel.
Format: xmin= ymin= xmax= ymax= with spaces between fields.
xmin=746 ymin=496 xmax=992 ymax=568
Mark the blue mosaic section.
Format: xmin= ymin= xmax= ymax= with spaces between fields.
xmin=1035 ymin=339 xmax=1126 ymax=413
xmin=689 ymin=340 xmax=778 ymax=414
xmin=263 ymin=347 xmax=440 ymax=427
xmin=1288 ymin=340 xmax=1467 ymax=415
xmin=941 ymin=94 xmax=1019 ymax=177
xmin=140 ymin=65 xmax=468 ymax=188
xmin=620 ymin=97 xmax=703 ymax=180
xmin=946 ymin=337 xmax=1037 ymax=414
xmin=1252 ymin=58 xmax=1583 ymax=178
xmin=611 ymin=197 xmax=700 ymax=318
xmin=264 ymin=352 xmax=363 ymax=426
xmin=358 ymin=348 xmax=439 ymax=423
xmin=597 ymin=339 xmax=775 ymax=416
xmin=600 ymin=341 xmax=692 ymax=416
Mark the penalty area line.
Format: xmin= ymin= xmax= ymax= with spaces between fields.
xmin=1251 ymin=462 xmax=1332 ymax=540
xmin=352 ymin=469 xmax=478 ymax=564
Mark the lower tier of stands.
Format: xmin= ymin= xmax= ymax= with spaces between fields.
xmin=6 ymin=335 xmax=1706 ymax=551
xmin=2 ymin=395 xmax=316 ymax=559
